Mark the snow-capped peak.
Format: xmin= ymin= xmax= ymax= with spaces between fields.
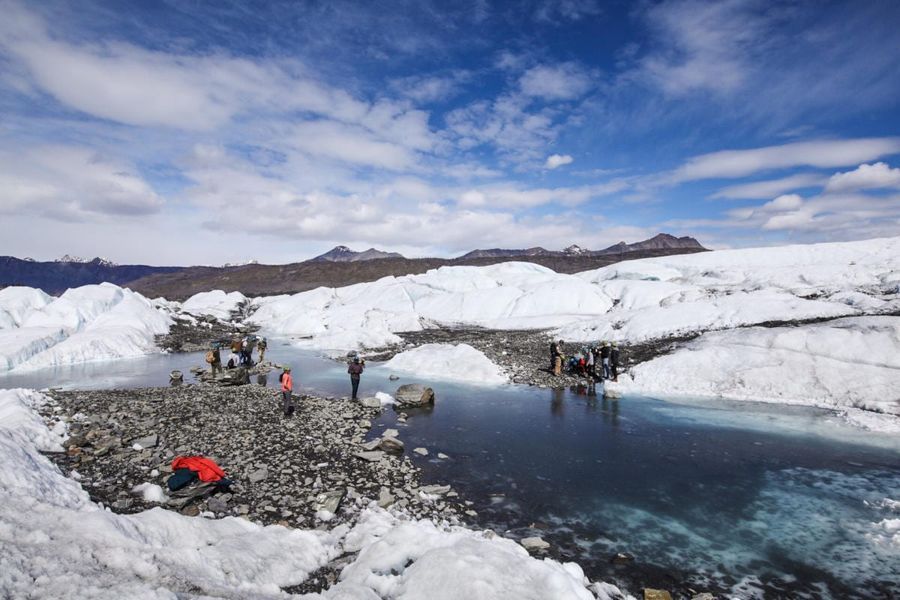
xmin=56 ymin=254 xmax=87 ymax=263
xmin=563 ymin=244 xmax=586 ymax=255
xmin=54 ymin=255 xmax=117 ymax=266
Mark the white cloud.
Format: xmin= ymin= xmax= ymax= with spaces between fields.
xmin=672 ymin=138 xmax=900 ymax=182
xmin=825 ymin=162 xmax=900 ymax=193
xmin=286 ymin=121 xmax=417 ymax=170
xmin=711 ymin=173 xmax=826 ymax=199
xmin=457 ymin=181 xmax=625 ymax=209
xmin=0 ymin=145 xmax=163 ymax=219
xmin=544 ymin=154 xmax=574 ymax=169
xmin=519 ymin=63 xmax=592 ymax=100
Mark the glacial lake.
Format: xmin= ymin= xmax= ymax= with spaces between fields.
xmin=2 ymin=342 xmax=898 ymax=599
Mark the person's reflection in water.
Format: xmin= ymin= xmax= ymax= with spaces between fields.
xmin=610 ymin=397 xmax=620 ymax=427
xmin=550 ymin=388 xmax=565 ymax=417
xmin=256 ymin=372 xmax=268 ymax=387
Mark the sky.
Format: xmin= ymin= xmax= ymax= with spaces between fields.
xmin=1 ymin=0 xmax=899 ymax=266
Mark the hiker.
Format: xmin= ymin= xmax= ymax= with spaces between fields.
xmin=600 ymin=342 xmax=611 ymax=380
xmin=610 ymin=342 xmax=621 ymax=382
xmin=227 ymin=349 xmax=239 ymax=369
xmin=207 ymin=344 xmax=222 ymax=377
xmin=550 ymin=339 xmax=563 ymax=376
xmin=280 ymin=366 xmax=294 ymax=415
xmin=240 ymin=337 xmax=250 ymax=366
xmin=258 ymin=337 xmax=268 ymax=363
xmin=585 ymin=346 xmax=595 ymax=378
xmin=230 ymin=337 xmax=242 ymax=355
xmin=348 ymin=355 xmax=365 ymax=399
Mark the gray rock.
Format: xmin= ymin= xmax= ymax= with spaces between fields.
xmin=691 ymin=594 xmax=715 ymax=600
xmin=354 ymin=451 xmax=385 ymax=462
xmin=520 ymin=536 xmax=550 ymax=551
xmin=413 ymin=447 xmax=428 ymax=456
xmin=132 ymin=434 xmax=158 ymax=449
xmin=437 ymin=453 xmax=450 ymax=460
xmin=315 ymin=489 xmax=345 ymax=514
xmin=388 ymin=374 xmax=399 ymax=381
xmin=207 ymin=497 xmax=229 ymax=513
xmin=383 ymin=428 xmax=400 ymax=438
xmin=377 ymin=487 xmax=394 ymax=508
xmin=394 ymin=384 xmax=435 ymax=408
xmin=359 ymin=397 xmax=381 ymax=409
xmin=169 ymin=370 xmax=183 ymax=381
xmin=248 ymin=468 xmax=268 ymax=483
xmin=419 ymin=484 xmax=451 ymax=496
xmin=360 ymin=439 xmax=381 ymax=451
xmin=379 ymin=437 xmax=405 ymax=455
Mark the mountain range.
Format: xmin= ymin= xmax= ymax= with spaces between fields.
xmin=1 ymin=233 xmax=707 ymax=298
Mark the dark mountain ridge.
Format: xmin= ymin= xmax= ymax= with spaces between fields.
xmin=0 ymin=256 xmax=183 ymax=295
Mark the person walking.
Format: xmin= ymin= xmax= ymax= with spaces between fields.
xmin=348 ymin=356 xmax=365 ymax=399
xmin=280 ymin=366 xmax=294 ymax=416
xmin=585 ymin=345 xmax=595 ymax=379
xmin=258 ymin=337 xmax=268 ymax=363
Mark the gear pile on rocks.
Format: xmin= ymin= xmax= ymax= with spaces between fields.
xmin=43 ymin=384 xmax=469 ymax=528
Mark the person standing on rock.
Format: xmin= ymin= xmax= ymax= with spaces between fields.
xmin=280 ymin=366 xmax=294 ymax=416
xmin=550 ymin=339 xmax=563 ymax=376
xmin=208 ymin=344 xmax=222 ymax=378
xmin=600 ymin=342 xmax=611 ymax=380
xmin=258 ymin=337 xmax=268 ymax=363
xmin=348 ymin=356 xmax=365 ymax=399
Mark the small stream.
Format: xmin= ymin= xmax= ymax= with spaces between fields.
xmin=2 ymin=343 xmax=897 ymax=599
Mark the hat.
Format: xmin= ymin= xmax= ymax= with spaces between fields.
xmin=283 ymin=366 xmax=291 ymax=372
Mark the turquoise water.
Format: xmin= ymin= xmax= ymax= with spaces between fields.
xmin=2 ymin=345 xmax=897 ymax=599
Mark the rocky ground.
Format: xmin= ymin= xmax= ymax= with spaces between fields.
xmin=41 ymin=384 xmax=471 ymax=577
xmin=365 ymin=327 xmax=686 ymax=388
xmin=155 ymin=300 xmax=260 ymax=353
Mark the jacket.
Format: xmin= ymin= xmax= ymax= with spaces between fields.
xmin=171 ymin=456 xmax=226 ymax=482
xmin=348 ymin=363 xmax=364 ymax=378
xmin=281 ymin=372 xmax=293 ymax=392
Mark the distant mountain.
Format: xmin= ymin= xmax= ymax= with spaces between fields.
xmin=457 ymin=247 xmax=549 ymax=260
xmin=309 ymin=246 xmax=404 ymax=262
xmin=0 ymin=256 xmax=182 ymax=295
xmin=55 ymin=255 xmax=118 ymax=266
xmin=459 ymin=234 xmax=705 ymax=260
xmin=599 ymin=233 xmax=704 ymax=254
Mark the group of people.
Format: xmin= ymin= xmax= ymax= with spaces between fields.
xmin=278 ymin=354 xmax=365 ymax=416
xmin=549 ymin=339 xmax=621 ymax=382
xmin=206 ymin=335 xmax=268 ymax=375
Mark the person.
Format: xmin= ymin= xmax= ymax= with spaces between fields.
xmin=258 ymin=337 xmax=268 ymax=363
xmin=585 ymin=345 xmax=595 ymax=379
xmin=600 ymin=342 xmax=611 ymax=380
xmin=230 ymin=337 xmax=242 ymax=355
xmin=227 ymin=349 xmax=239 ymax=369
xmin=348 ymin=356 xmax=365 ymax=399
xmin=240 ymin=337 xmax=250 ymax=366
xmin=280 ymin=366 xmax=294 ymax=416
xmin=551 ymin=339 xmax=563 ymax=376
xmin=610 ymin=342 xmax=621 ymax=382
xmin=209 ymin=344 xmax=222 ymax=377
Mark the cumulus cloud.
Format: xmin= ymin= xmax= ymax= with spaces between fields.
xmin=711 ymin=173 xmax=826 ymax=199
xmin=825 ymin=162 xmax=900 ymax=193
xmin=671 ymin=138 xmax=900 ymax=182
xmin=544 ymin=154 xmax=573 ymax=169
xmin=519 ymin=63 xmax=592 ymax=100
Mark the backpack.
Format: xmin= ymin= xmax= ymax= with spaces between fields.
xmin=205 ymin=350 xmax=215 ymax=364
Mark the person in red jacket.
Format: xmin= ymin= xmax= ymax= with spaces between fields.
xmin=281 ymin=366 xmax=293 ymax=415
xmin=347 ymin=355 xmax=365 ymax=399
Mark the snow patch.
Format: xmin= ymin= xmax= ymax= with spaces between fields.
xmin=381 ymin=344 xmax=508 ymax=385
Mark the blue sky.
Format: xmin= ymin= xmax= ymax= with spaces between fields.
xmin=1 ymin=0 xmax=899 ymax=265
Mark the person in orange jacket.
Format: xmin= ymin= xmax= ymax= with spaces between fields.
xmin=280 ymin=366 xmax=294 ymax=415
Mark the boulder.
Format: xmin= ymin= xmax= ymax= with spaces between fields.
xmin=413 ymin=447 xmax=428 ymax=456
xmin=394 ymin=384 xmax=434 ymax=408
xmin=360 ymin=397 xmax=381 ymax=409
xmin=315 ymin=489 xmax=345 ymax=514
xmin=643 ymin=590 xmax=672 ymax=600
xmin=220 ymin=367 xmax=250 ymax=386
xmin=520 ymin=537 xmax=550 ymax=551
xmin=169 ymin=370 xmax=183 ymax=382
xmin=378 ymin=437 xmax=405 ymax=454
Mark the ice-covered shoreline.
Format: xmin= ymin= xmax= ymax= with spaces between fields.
xmin=1 ymin=236 xmax=898 ymax=425
xmin=0 ymin=387 xmax=630 ymax=599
